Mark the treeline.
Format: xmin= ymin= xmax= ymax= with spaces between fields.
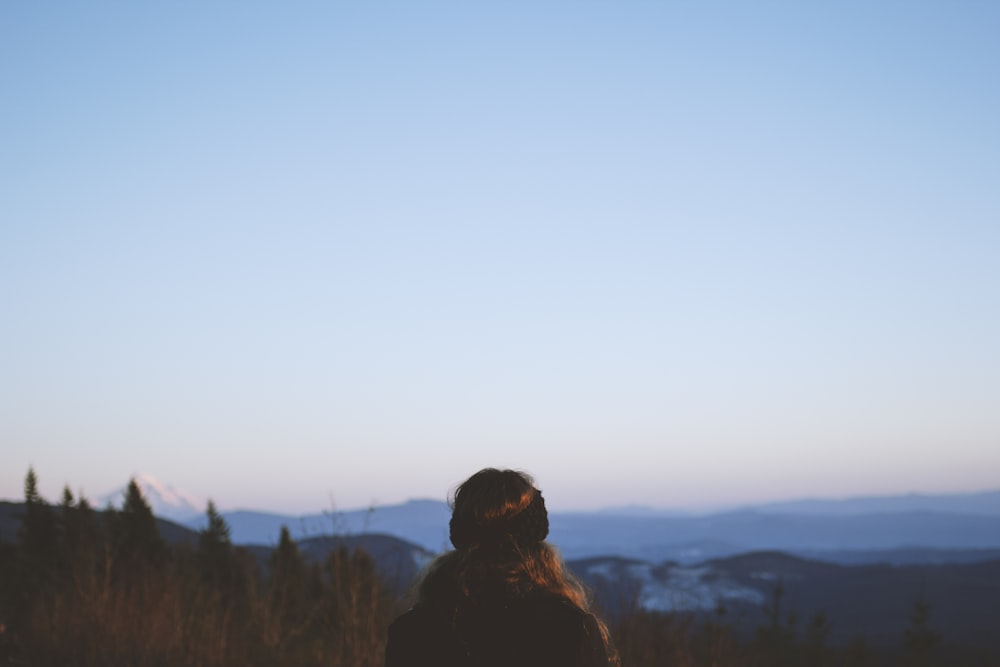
xmin=611 ymin=582 xmax=949 ymax=667
xmin=0 ymin=469 xmax=392 ymax=666
xmin=0 ymin=468 xmax=970 ymax=666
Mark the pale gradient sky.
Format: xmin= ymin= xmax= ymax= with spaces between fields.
xmin=2 ymin=1 xmax=998 ymax=514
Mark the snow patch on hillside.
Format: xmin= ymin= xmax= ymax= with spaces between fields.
xmin=579 ymin=560 xmax=765 ymax=613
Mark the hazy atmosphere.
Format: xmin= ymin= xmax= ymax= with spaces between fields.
xmin=3 ymin=2 xmax=998 ymax=514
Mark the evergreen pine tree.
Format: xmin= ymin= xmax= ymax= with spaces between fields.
xmin=17 ymin=467 xmax=59 ymax=584
xmin=60 ymin=486 xmax=74 ymax=510
xmin=272 ymin=526 xmax=303 ymax=582
xmin=9 ymin=468 xmax=60 ymax=648
xmin=268 ymin=527 xmax=309 ymax=629
xmin=19 ymin=467 xmax=58 ymax=557
xmin=59 ymin=488 xmax=103 ymax=591
xmin=57 ymin=486 xmax=76 ymax=581
xmin=197 ymin=500 xmax=235 ymax=591
xmin=109 ymin=478 xmax=166 ymax=578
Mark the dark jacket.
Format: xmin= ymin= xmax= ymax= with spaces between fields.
xmin=385 ymin=592 xmax=610 ymax=667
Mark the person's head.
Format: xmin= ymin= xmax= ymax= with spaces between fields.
xmin=448 ymin=468 xmax=549 ymax=552
xmin=413 ymin=467 xmax=615 ymax=663
xmin=418 ymin=468 xmax=582 ymax=606
xmin=414 ymin=468 xmax=617 ymax=664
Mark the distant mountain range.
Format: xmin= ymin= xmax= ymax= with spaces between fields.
xmin=747 ymin=490 xmax=1000 ymax=516
xmin=171 ymin=489 xmax=1000 ymax=566
xmin=548 ymin=509 xmax=1000 ymax=564
xmin=185 ymin=499 xmax=454 ymax=552
xmin=91 ymin=474 xmax=1000 ymax=522
xmin=2 ymin=499 xmax=997 ymax=653
xmin=65 ymin=476 xmax=1000 ymax=565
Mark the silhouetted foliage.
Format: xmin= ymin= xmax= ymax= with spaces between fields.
xmin=904 ymin=591 xmax=941 ymax=667
xmin=1 ymin=468 xmax=395 ymax=667
xmin=263 ymin=525 xmax=320 ymax=661
xmin=108 ymin=478 xmax=167 ymax=579
xmin=197 ymin=500 xmax=238 ymax=590
xmin=2 ymin=467 xmax=996 ymax=667
xmin=697 ymin=603 xmax=740 ymax=667
xmin=802 ymin=611 xmax=832 ymax=667
xmin=754 ymin=579 xmax=796 ymax=666
xmin=18 ymin=467 xmax=59 ymax=581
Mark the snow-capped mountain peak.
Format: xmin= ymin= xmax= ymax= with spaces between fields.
xmin=100 ymin=473 xmax=204 ymax=522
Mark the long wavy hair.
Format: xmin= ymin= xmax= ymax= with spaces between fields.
xmin=415 ymin=468 xmax=614 ymax=656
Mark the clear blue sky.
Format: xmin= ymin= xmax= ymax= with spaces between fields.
xmin=2 ymin=1 xmax=998 ymax=513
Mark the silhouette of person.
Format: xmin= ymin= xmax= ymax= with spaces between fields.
xmin=385 ymin=468 xmax=615 ymax=667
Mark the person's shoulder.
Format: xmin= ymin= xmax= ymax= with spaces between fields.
xmin=388 ymin=603 xmax=445 ymax=637
xmin=517 ymin=593 xmax=597 ymax=635
xmin=386 ymin=605 xmax=466 ymax=667
xmin=514 ymin=594 xmax=611 ymax=666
